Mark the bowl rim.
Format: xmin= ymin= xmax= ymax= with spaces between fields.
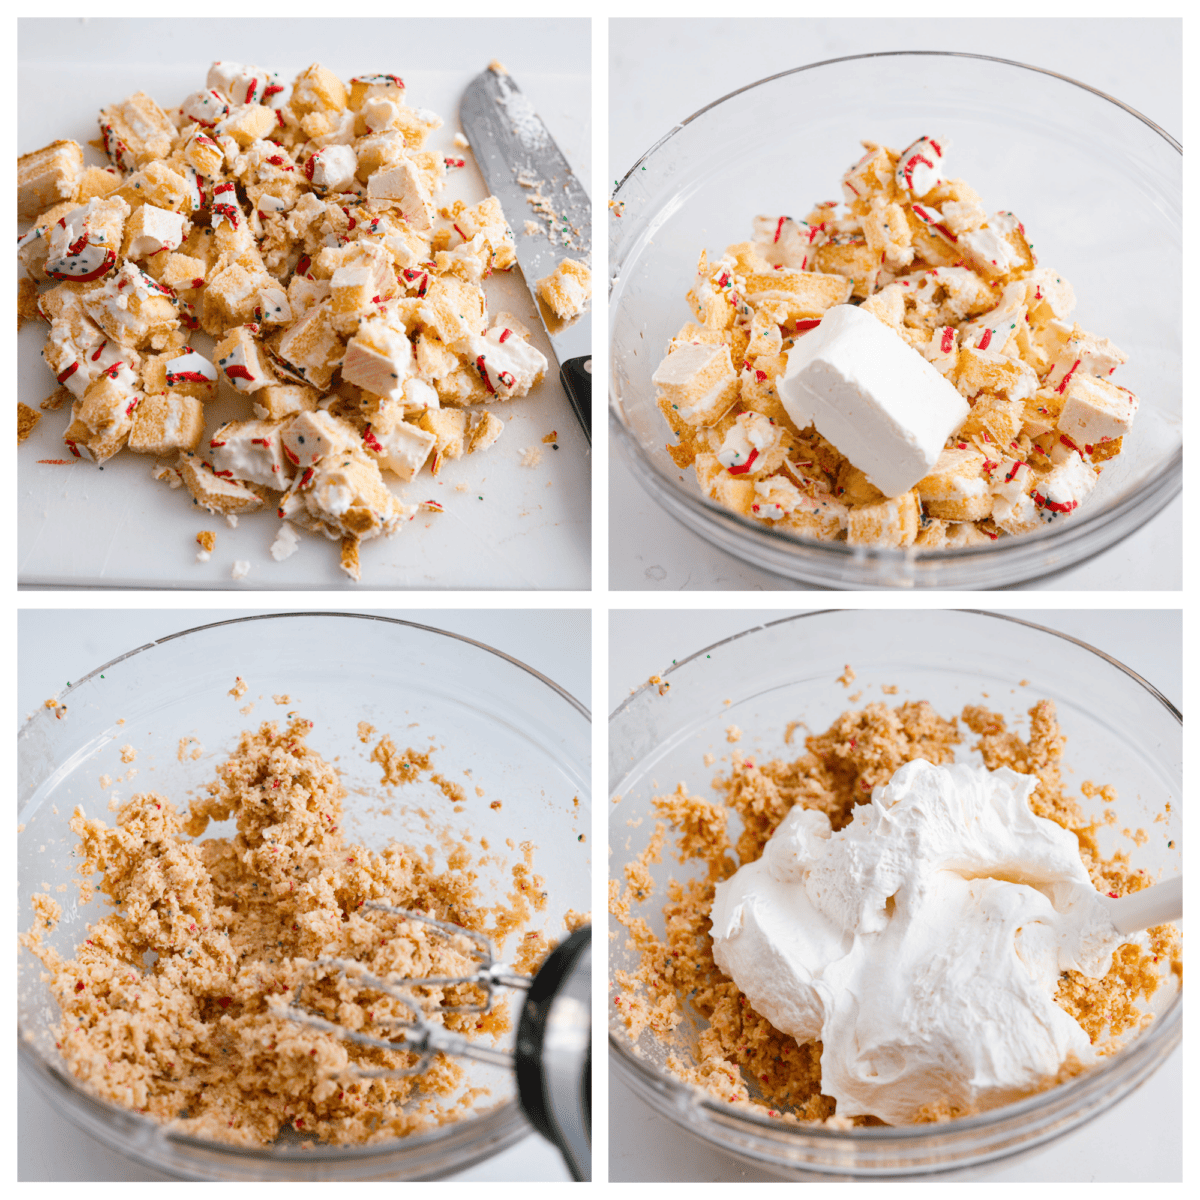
xmin=21 ymin=611 xmax=590 ymax=735
xmin=18 ymin=611 xmax=590 ymax=1167
xmin=613 ymin=49 xmax=1181 ymax=194
xmin=607 ymin=608 xmax=1182 ymax=1144
xmin=608 ymin=50 xmax=1183 ymax=580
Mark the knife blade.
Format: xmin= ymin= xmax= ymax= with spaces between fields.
xmin=460 ymin=64 xmax=591 ymax=441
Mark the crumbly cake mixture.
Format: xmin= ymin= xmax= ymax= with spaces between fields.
xmin=21 ymin=716 xmax=558 ymax=1147
xmin=653 ymin=136 xmax=1138 ymax=549
xmin=610 ymin=699 xmax=1180 ymax=1126
xmin=18 ymin=61 xmax=555 ymax=580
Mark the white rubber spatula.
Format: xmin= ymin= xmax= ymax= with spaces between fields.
xmin=1100 ymin=874 xmax=1183 ymax=935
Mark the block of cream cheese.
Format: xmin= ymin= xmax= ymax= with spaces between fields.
xmin=778 ymin=304 xmax=970 ymax=497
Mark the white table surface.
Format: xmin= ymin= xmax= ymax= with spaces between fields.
xmin=18 ymin=606 xmax=590 ymax=1182
xmin=608 ymin=607 xmax=1181 ymax=1181
xmin=608 ymin=17 xmax=1182 ymax=592
xmin=18 ymin=18 xmax=591 ymax=590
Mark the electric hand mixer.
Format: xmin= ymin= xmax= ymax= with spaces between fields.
xmin=273 ymin=904 xmax=591 ymax=1180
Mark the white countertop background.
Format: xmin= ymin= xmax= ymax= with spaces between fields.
xmin=18 ymin=606 xmax=590 ymax=1182
xmin=608 ymin=606 xmax=1181 ymax=1181
xmin=608 ymin=17 xmax=1182 ymax=592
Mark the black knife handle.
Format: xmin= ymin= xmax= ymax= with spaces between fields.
xmin=560 ymin=356 xmax=591 ymax=444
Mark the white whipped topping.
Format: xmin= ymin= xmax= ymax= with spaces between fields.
xmin=710 ymin=759 xmax=1122 ymax=1125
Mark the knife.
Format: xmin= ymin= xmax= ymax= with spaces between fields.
xmin=460 ymin=64 xmax=591 ymax=442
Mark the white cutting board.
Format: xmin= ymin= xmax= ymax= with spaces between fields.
xmin=18 ymin=28 xmax=590 ymax=590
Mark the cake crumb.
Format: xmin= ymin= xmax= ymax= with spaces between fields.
xmin=229 ymin=677 xmax=247 ymax=699
xmin=837 ymin=664 xmax=856 ymax=688
xmin=18 ymin=277 xmax=40 ymax=330
xmin=40 ymin=386 xmax=73 ymax=412
xmin=18 ymin=403 xmax=41 ymax=444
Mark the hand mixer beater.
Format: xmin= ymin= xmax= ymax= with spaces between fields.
xmin=274 ymin=903 xmax=590 ymax=1180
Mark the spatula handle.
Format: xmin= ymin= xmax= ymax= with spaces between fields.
xmin=1104 ymin=874 xmax=1182 ymax=935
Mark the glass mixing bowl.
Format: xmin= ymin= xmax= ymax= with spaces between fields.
xmin=608 ymin=610 xmax=1181 ymax=1177
xmin=608 ymin=53 xmax=1182 ymax=588
xmin=18 ymin=613 xmax=591 ymax=1181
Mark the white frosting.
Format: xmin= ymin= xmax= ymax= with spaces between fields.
xmin=363 ymin=96 xmax=401 ymax=133
xmin=922 ymin=326 xmax=959 ymax=375
xmin=308 ymin=144 xmax=357 ymax=192
xmin=256 ymin=283 xmax=291 ymax=324
xmin=710 ymin=759 xmax=1122 ymax=1125
xmin=126 ymin=204 xmax=188 ymax=259
xmin=961 ymin=219 xmax=1022 ymax=273
xmin=44 ymin=328 xmax=128 ymax=398
xmin=210 ymin=180 xmax=241 ymax=230
xmin=959 ymin=281 xmax=1026 ymax=352
xmin=841 ymin=145 xmax=891 ymax=204
xmin=692 ymin=252 xmax=742 ymax=320
xmin=180 ymin=89 xmax=231 ymax=128
xmin=752 ymin=215 xmax=826 ymax=271
xmin=210 ymin=419 xmax=290 ymax=487
xmin=894 ymin=136 xmax=946 ymax=197
xmin=364 ymin=418 xmax=435 ymax=481
xmin=465 ymin=324 xmax=548 ymax=399
xmin=1024 ymin=269 xmax=1076 ymax=322
xmin=1044 ymin=330 xmax=1127 ymax=393
xmin=180 ymin=163 xmax=204 ymax=213
xmin=402 ymin=377 xmax=439 ymax=413
xmin=367 ymin=159 xmax=433 ymax=230
xmin=1058 ymin=377 xmax=1138 ymax=445
xmin=750 ymin=475 xmax=802 ymax=521
xmin=342 ymin=319 xmax=413 ymax=401
xmin=207 ymin=61 xmax=290 ymax=109
xmin=282 ymin=409 xmax=355 ymax=468
xmin=165 ymin=349 xmax=217 ymax=386
xmin=987 ymin=456 xmax=1033 ymax=506
xmin=778 ymin=304 xmax=969 ymax=497
xmin=1032 ymin=455 xmax=1098 ymax=523
xmin=216 ymin=340 xmax=265 ymax=393
xmin=46 ymin=198 xmax=118 ymax=281
xmin=992 ymin=489 xmax=1041 ymax=535
xmin=716 ymin=412 xmax=780 ymax=472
